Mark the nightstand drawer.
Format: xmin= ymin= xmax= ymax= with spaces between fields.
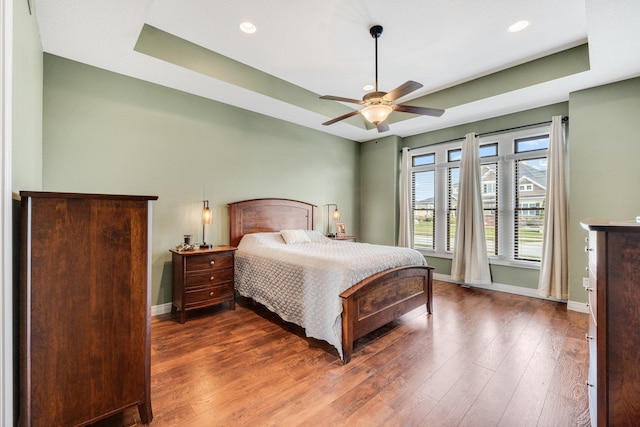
xmin=185 ymin=283 xmax=234 ymax=308
xmin=185 ymin=268 xmax=233 ymax=288
xmin=186 ymin=251 xmax=234 ymax=272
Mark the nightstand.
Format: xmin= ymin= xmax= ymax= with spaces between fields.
xmin=329 ymin=235 xmax=357 ymax=242
xmin=170 ymin=246 xmax=237 ymax=323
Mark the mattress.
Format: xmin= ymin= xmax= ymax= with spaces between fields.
xmin=234 ymin=230 xmax=427 ymax=358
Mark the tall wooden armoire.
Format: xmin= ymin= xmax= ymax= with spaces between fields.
xmin=19 ymin=192 xmax=158 ymax=426
xmin=582 ymin=219 xmax=640 ymax=426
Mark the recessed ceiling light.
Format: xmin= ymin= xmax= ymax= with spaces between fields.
xmin=508 ymin=20 xmax=530 ymax=33
xmin=362 ymin=84 xmax=374 ymax=91
xmin=239 ymin=22 xmax=256 ymax=34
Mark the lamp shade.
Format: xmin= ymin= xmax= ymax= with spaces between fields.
xmin=361 ymin=104 xmax=392 ymax=124
xmin=333 ymin=208 xmax=340 ymax=221
xmin=202 ymin=201 xmax=212 ymax=225
xmin=201 ymin=200 xmax=213 ymax=248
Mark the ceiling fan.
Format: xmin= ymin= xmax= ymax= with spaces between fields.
xmin=320 ymin=25 xmax=445 ymax=132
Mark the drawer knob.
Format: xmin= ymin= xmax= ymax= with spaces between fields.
xmin=210 ymin=260 xmax=215 ymax=265
xmin=210 ymin=276 xmax=215 ymax=281
xmin=209 ymin=291 xmax=214 ymax=297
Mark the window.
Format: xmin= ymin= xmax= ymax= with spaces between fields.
xmin=514 ymin=135 xmax=548 ymax=261
xmin=406 ymin=127 xmax=549 ymax=266
xmin=411 ymin=154 xmax=435 ymax=250
xmin=413 ymin=153 xmax=435 ymax=167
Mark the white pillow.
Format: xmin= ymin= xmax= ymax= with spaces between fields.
xmin=238 ymin=232 xmax=284 ymax=249
xmin=305 ymin=229 xmax=331 ymax=243
xmin=280 ymin=229 xmax=311 ymax=244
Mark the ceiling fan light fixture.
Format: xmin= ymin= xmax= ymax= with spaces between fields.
xmin=362 ymin=84 xmax=375 ymax=91
xmin=361 ymin=104 xmax=393 ymax=125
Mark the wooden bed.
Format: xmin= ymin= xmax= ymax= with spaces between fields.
xmin=229 ymin=198 xmax=433 ymax=363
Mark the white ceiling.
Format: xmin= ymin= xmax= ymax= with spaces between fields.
xmin=33 ymin=0 xmax=640 ymax=142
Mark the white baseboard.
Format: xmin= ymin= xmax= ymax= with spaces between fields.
xmin=566 ymin=300 xmax=589 ymax=314
xmin=433 ymin=273 xmax=589 ymax=312
xmin=151 ymin=302 xmax=172 ymax=317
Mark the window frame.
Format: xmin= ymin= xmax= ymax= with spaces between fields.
xmin=406 ymin=125 xmax=550 ymax=269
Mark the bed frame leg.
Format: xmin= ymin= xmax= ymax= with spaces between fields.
xmin=341 ymin=298 xmax=354 ymax=364
xmin=342 ymin=346 xmax=353 ymax=364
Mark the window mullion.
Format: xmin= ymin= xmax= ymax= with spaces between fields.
xmin=498 ymin=153 xmax=514 ymax=260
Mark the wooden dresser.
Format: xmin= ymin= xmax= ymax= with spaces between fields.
xmin=170 ymin=246 xmax=237 ymax=323
xmin=19 ymin=191 xmax=157 ymax=426
xmin=582 ymin=219 xmax=640 ymax=426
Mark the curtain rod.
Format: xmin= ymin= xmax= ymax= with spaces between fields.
xmin=404 ymin=116 xmax=568 ymax=152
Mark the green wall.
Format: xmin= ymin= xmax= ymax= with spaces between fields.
xmin=12 ymin=0 xmax=42 ymax=191
xmin=42 ymin=54 xmax=360 ymax=306
xmin=568 ymin=77 xmax=640 ymax=305
xmin=403 ymin=104 xmax=569 ymax=149
xmin=359 ymin=135 xmax=401 ymax=245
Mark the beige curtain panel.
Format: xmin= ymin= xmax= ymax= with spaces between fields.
xmin=537 ymin=116 xmax=569 ymax=299
xmin=398 ymin=147 xmax=412 ymax=247
xmin=451 ymin=133 xmax=492 ymax=285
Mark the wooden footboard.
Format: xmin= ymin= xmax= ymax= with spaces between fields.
xmin=339 ymin=265 xmax=434 ymax=363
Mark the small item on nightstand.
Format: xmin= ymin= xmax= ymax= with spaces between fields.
xmin=184 ymin=234 xmax=192 ymax=244
xmin=175 ymin=242 xmax=199 ymax=252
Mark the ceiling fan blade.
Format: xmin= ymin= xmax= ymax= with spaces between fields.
xmin=376 ymin=121 xmax=390 ymax=132
xmin=322 ymin=110 xmax=360 ymax=126
xmin=382 ymin=81 xmax=423 ymax=102
xmin=394 ymin=104 xmax=445 ymax=117
xmin=320 ymin=95 xmax=365 ymax=105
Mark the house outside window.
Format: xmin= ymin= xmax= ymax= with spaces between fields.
xmin=406 ymin=127 xmax=549 ymax=266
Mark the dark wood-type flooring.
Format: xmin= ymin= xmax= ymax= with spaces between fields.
xmin=94 ymin=280 xmax=591 ymax=427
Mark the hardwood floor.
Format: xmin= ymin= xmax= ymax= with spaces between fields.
xmin=93 ymin=280 xmax=591 ymax=427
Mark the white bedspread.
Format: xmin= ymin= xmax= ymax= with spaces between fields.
xmin=234 ymin=230 xmax=427 ymax=359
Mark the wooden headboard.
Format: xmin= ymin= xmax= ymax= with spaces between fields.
xmin=228 ymin=198 xmax=317 ymax=247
